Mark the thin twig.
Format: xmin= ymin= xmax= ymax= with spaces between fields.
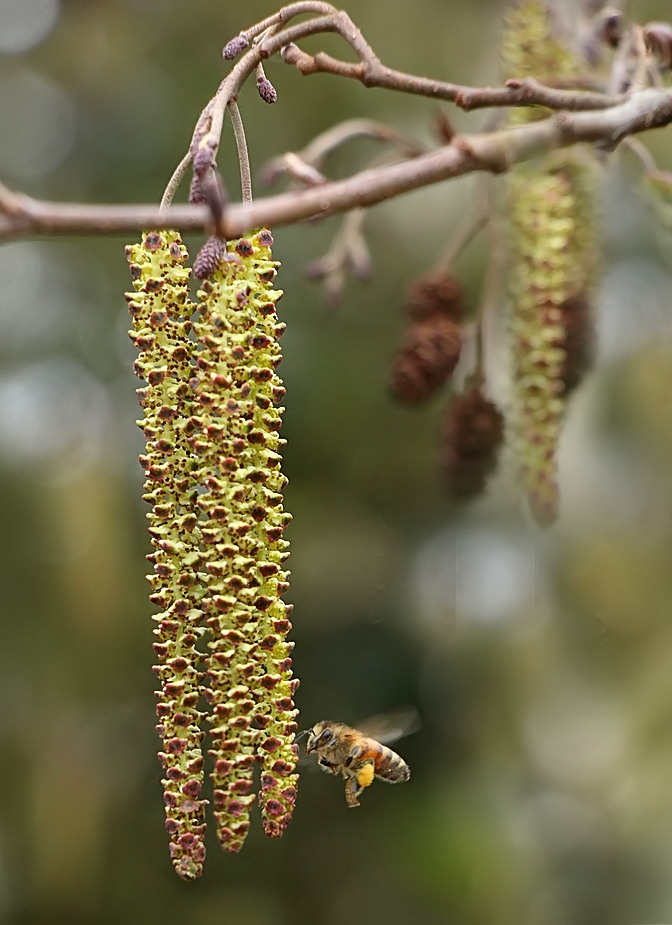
xmin=433 ymin=189 xmax=490 ymax=273
xmin=293 ymin=119 xmax=425 ymax=166
xmin=305 ymin=207 xmax=370 ymax=308
xmin=264 ymin=152 xmax=327 ymax=188
xmin=475 ymin=184 xmax=507 ymax=384
xmin=262 ymin=119 xmax=423 ymax=186
xmin=622 ymin=135 xmax=658 ymax=173
xmin=228 ymin=1 xmax=337 ymax=48
xmin=281 ymin=40 xmax=625 ymax=111
xmin=228 ymin=101 xmax=253 ymax=204
xmin=161 ymin=150 xmax=193 ymax=208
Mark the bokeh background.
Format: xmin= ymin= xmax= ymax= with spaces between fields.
xmin=2 ymin=0 xmax=672 ymax=923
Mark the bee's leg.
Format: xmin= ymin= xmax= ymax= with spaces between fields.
xmin=318 ymin=757 xmax=339 ymax=775
xmin=344 ymin=761 xmax=375 ymax=808
xmin=344 ymin=776 xmax=361 ymax=808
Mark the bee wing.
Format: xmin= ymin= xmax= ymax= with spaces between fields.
xmin=356 ymin=707 xmax=420 ymax=745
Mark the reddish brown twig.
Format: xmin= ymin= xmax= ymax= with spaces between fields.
xmin=263 ymin=119 xmax=424 ymax=187
xmin=282 ymin=39 xmax=625 ymax=112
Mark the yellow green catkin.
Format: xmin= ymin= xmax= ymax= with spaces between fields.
xmin=125 ymin=230 xmax=207 ymax=880
xmin=126 ymin=228 xmax=298 ymax=877
xmin=190 ymin=231 xmax=297 ymax=850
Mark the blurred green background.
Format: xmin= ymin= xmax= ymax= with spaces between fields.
xmin=2 ymin=0 xmax=672 ymax=923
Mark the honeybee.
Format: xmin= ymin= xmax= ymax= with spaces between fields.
xmin=304 ymin=711 xmax=415 ymax=807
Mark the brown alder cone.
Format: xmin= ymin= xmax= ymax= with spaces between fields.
xmin=389 ymin=272 xmax=463 ymax=402
xmin=558 ymin=294 xmax=595 ymax=396
xmin=439 ymin=386 xmax=505 ymax=500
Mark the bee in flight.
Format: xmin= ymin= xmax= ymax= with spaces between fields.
xmin=303 ymin=711 xmax=415 ymax=807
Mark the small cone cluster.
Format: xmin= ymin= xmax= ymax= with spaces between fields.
xmin=388 ymin=270 xmax=506 ymax=501
xmin=439 ymin=385 xmax=505 ymax=501
xmin=125 ymin=229 xmax=297 ymax=879
xmin=389 ymin=272 xmax=463 ymax=403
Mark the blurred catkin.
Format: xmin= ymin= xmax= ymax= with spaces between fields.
xmin=502 ymin=0 xmax=596 ymax=524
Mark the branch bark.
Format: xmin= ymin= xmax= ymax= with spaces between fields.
xmin=1 ymin=86 xmax=670 ymax=242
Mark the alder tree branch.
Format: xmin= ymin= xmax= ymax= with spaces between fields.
xmin=192 ymin=4 xmax=627 ymax=179
xmin=281 ymin=41 xmax=625 ymax=111
xmin=2 ymin=85 xmax=672 ymax=242
xmin=1 ymin=5 xmax=671 ymax=243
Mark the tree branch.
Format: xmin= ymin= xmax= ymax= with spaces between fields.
xmin=184 ymin=6 xmax=625 ymax=210
xmin=1 ymin=88 xmax=670 ymax=242
xmin=0 ymin=184 xmax=210 ymax=238
xmin=282 ymin=41 xmax=624 ymax=111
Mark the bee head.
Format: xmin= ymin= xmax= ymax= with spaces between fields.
xmin=305 ymin=721 xmax=335 ymax=753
